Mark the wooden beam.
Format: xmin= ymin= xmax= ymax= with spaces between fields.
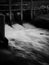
xmin=21 ymin=0 xmax=23 ymax=21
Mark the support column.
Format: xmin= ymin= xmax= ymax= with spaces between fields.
xmin=21 ymin=0 xmax=23 ymax=21
xmin=0 ymin=14 xmax=5 ymax=38
xmin=9 ymin=0 xmax=13 ymax=25
xmin=31 ymin=0 xmax=33 ymax=20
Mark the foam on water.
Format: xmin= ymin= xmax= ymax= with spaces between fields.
xmin=5 ymin=24 xmax=49 ymax=55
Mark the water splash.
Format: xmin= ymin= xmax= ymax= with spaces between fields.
xmin=5 ymin=24 xmax=49 ymax=57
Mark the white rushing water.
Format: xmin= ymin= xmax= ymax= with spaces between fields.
xmin=5 ymin=23 xmax=49 ymax=54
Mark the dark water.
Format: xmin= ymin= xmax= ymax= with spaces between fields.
xmin=32 ymin=19 xmax=49 ymax=30
xmin=0 ymin=46 xmax=49 ymax=65
xmin=0 ymin=36 xmax=49 ymax=65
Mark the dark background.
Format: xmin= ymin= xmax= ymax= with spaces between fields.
xmin=0 ymin=0 xmax=49 ymax=65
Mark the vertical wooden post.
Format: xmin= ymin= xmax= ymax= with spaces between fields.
xmin=31 ymin=0 xmax=33 ymax=20
xmin=21 ymin=0 xmax=23 ymax=21
xmin=9 ymin=0 xmax=12 ymax=25
xmin=0 ymin=14 xmax=5 ymax=38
